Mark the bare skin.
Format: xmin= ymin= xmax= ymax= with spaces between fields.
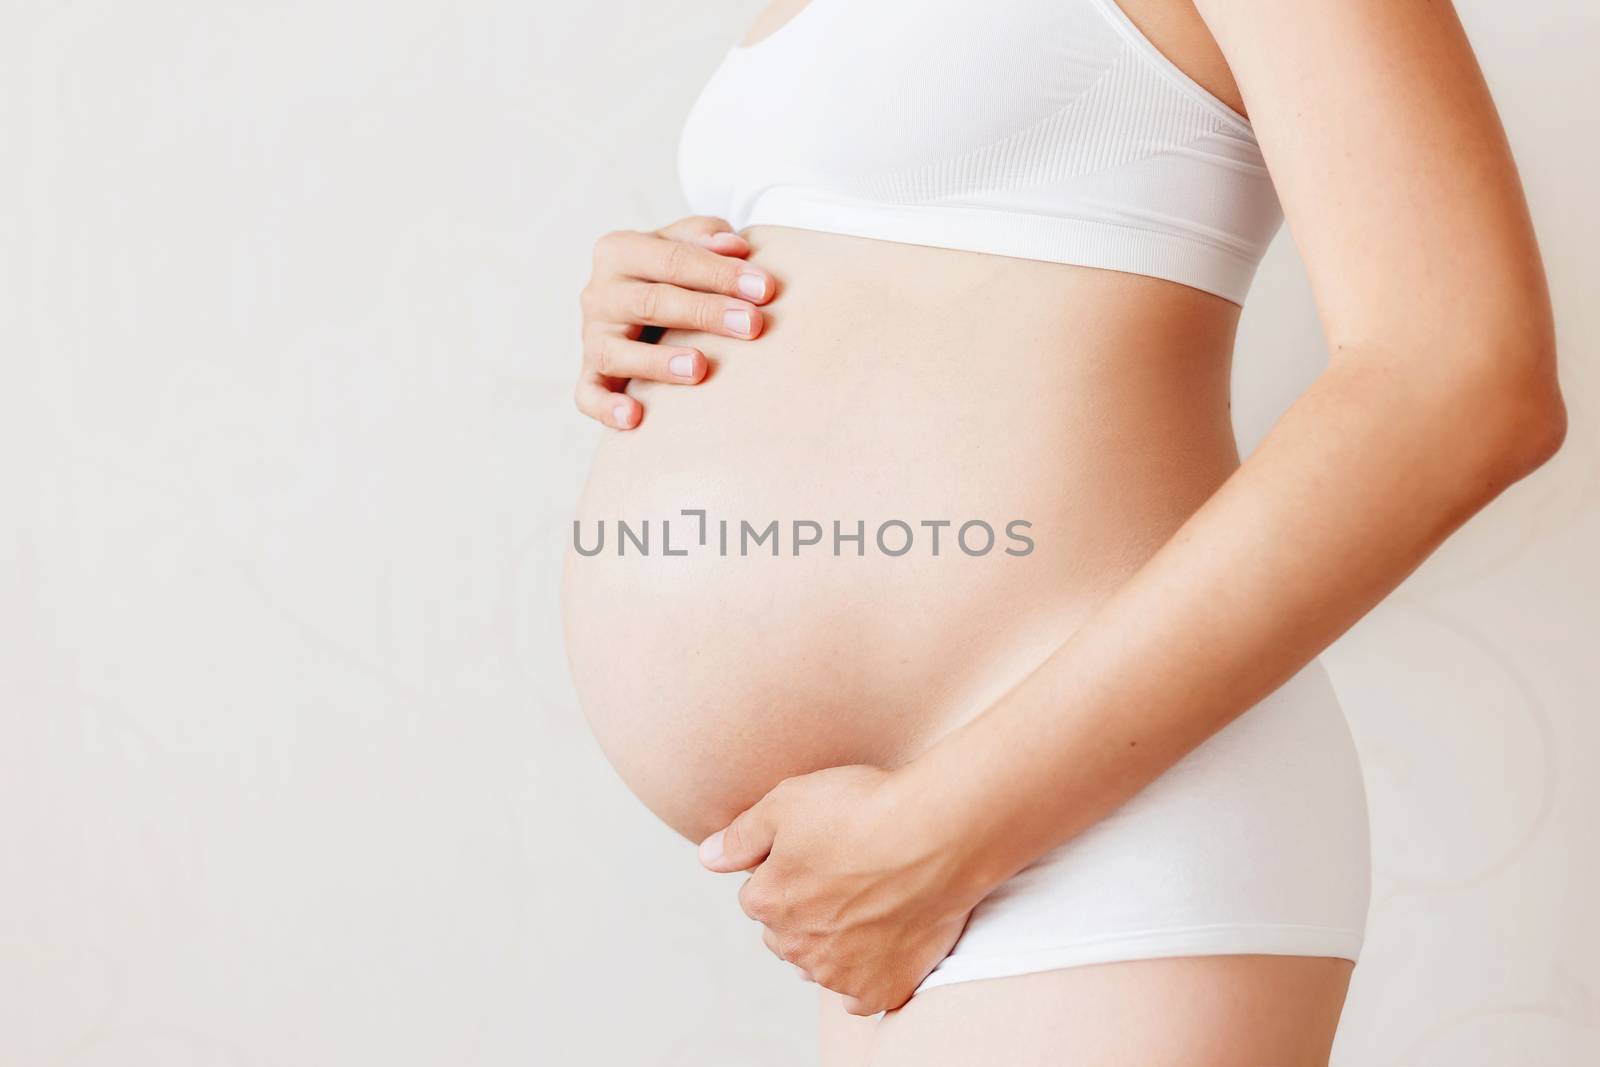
xmin=567 ymin=231 xmax=1241 ymax=841
xmin=820 ymin=957 xmax=1354 ymax=1067
xmin=563 ymin=0 xmax=1565 ymax=1062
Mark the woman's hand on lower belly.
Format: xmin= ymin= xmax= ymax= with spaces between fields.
xmin=697 ymin=764 xmax=992 ymax=1016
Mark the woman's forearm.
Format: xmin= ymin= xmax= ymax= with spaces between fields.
xmin=914 ymin=342 xmax=1565 ymax=897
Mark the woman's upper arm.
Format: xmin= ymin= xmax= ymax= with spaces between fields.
xmin=1194 ymin=0 xmax=1554 ymax=364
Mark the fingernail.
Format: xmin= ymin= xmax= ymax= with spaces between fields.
xmin=723 ymin=309 xmax=753 ymax=336
xmin=698 ymin=830 xmax=725 ymax=865
xmin=736 ymin=271 xmax=766 ymax=301
xmin=612 ymin=403 xmax=631 ymax=427
xmin=669 ymin=354 xmax=695 ymax=378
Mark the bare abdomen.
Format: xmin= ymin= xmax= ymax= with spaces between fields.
xmin=561 ymin=228 xmax=1242 ymax=841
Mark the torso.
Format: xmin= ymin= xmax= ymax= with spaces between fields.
xmin=562 ymin=227 xmax=1244 ymax=841
xmin=563 ymin=0 xmax=1263 ymax=843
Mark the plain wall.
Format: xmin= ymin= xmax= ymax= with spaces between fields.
xmin=3 ymin=1 xmax=1596 ymax=1063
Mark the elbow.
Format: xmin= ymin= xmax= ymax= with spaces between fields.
xmin=1456 ymin=334 xmax=1567 ymax=489
xmin=1513 ymin=375 xmax=1568 ymax=474
xmin=1341 ymin=273 xmax=1566 ymax=503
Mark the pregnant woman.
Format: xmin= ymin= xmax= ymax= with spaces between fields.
xmin=562 ymin=0 xmax=1565 ymax=1062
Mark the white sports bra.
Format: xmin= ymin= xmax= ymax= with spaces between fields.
xmin=678 ymin=0 xmax=1283 ymax=304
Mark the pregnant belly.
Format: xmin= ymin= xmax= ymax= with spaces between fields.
xmin=561 ymin=228 xmax=1242 ymax=842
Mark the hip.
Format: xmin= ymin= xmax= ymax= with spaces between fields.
xmin=917 ymin=658 xmax=1372 ymax=993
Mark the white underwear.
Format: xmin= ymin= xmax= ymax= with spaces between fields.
xmin=916 ymin=659 xmax=1371 ymax=993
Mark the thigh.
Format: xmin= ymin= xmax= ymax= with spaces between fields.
xmin=818 ymin=955 xmax=1354 ymax=1067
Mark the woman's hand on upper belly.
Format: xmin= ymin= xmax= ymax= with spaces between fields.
xmin=575 ymin=216 xmax=775 ymax=429
xmin=697 ymin=764 xmax=989 ymax=1016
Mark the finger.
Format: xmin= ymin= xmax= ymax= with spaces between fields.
xmin=603 ymin=230 xmax=772 ymax=303
xmin=760 ymin=925 xmax=786 ymax=960
xmin=741 ymin=875 xmax=777 ymax=923
xmin=603 ymin=281 xmax=763 ymax=339
xmin=657 ymin=216 xmax=749 ymax=256
xmin=696 ymin=230 xmax=750 ymax=257
xmin=842 ymin=995 xmax=882 ymax=1018
xmin=844 ymin=975 xmax=917 ymax=1017
xmin=574 ymin=374 xmax=638 ymax=430
xmin=588 ymin=334 xmax=706 ymax=384
xmin=699 ymin=793 xmax=779 ymax=872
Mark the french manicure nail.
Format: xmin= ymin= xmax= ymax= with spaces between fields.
xmin=699 ymin=830 xmax=725 ymax=865
xmin=736 ymin=271 xmax=766 ymax=300
xmin=613 ymin=404 xmax=630 ymax=427
xmin=723 ymin=309 xmax=753 ymax=336
xmin=669 ymin=354 xmax=695 ymax=377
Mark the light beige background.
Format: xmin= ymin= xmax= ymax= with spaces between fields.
xmin=2 ymin=1 xmax=1596 ymax=1064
